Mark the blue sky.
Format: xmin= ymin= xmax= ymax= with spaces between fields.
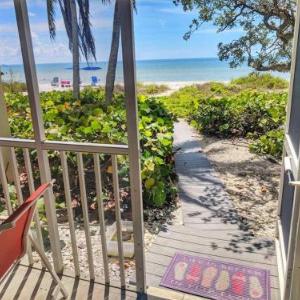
xmin=0 ymin=0 xmax=243 ymax=64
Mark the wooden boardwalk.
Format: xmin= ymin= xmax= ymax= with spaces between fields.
xmin=145 ymin=121 xmax=280 ymax=299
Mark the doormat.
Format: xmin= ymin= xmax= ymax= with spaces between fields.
xmin=160 ymin=253 xmax=270 ymax=300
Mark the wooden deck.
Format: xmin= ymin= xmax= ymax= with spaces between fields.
xmin=145 ymin=121 xmax=281 ymax=299
xmin=0 ymin=263 xmax=140 ymax=300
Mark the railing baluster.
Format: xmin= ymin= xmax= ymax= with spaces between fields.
xmin=9 ymin=147 xmax=34 ymax=264
xmin=77 ymin=153 xmax=95 ymax=280
xmin=60 ymin=151 xmax=80 ymax=277
xmin=9 ymin=147 xmax=23 ymax=205
xmin=23 ymin=149 xmax=45 ymax=251
xmin=112 ymin=155 xmax=126 ymax=287
xmin=0 ymin=148 xmax=12 ymax=215
xmin=93 ymin=153 xmax=110 ymax=284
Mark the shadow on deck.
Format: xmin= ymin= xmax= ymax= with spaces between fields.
xmin=0 ymin=263 xmax=139 ymax=300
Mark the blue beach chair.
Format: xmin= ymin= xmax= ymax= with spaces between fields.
xmin=91 ymin=76 xmax=99 ymax=86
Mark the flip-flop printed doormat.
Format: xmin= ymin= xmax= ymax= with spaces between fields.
xmin=160 ymin=253 xmax=270 ymax=300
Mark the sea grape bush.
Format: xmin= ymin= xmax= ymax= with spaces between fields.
xmin=189 ymin=91 xmax=287 ymax=158
xmin=249 ymin=129 xmax=284 ymax=159
xmin=161 ymin=73 xmax=288 ymax=119
xmin=5 ymin=89 xmax=176 ymax=208
xmin=162 ymin=73 xmax=288 ymax=159
xmin=231 ymin=73 xmax=288 ymax=90
xmin=190 ymin=91 xmax=287 ymax=137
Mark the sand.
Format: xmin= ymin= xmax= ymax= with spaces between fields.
xmin=38 ymin=81 xmax=211 ymax=94
xmin=196 ymin=133 xmax=281 ymax=238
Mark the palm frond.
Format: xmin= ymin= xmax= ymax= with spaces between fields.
xmin=57 ymin=0 xmax=73 ymax=50
xmin=77 ymin=0 xmax=96 ymax=60
xmin=47 ymin=0 xmax=138 ymax=62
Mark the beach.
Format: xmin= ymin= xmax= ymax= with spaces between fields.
xmin=38 ymin=80 xmax=213 ymax=94
xmin=2 ymin=58 xmax=289 ymax=97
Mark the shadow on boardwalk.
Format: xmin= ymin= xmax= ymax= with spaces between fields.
xmin=145 ymin=121 xmax=280 ymax=299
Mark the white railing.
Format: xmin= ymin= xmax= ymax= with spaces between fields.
xmin=0 ymin=140 xmax=135 ymax=289
xmin=5 ymin=0 xmax=146 ymax=293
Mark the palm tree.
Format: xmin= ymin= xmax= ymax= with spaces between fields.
xmin=46 ymin=0 xmax=97 ymax=99
xmin=105 ymin=0 xmax=136 ymax=106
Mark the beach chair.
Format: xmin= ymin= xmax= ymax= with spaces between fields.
xmin=61 ymin=80 xmax=71 ymax=88
xmin=51 ymin=77 xmax=59 ymax=87
xmin=0 ymin=182 xmax=68 ymax=299
xmin=91 ymin=76 xmax=99 ymax=86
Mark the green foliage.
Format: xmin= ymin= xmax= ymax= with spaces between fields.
xmin=137 ymin=83 xmax=169 ymax=95
xmin=5 ymin=89 xmax=176 ymax=208
xmin=162 ymin=73 xmax=288 ymax=159
xmin=173 ymin=0 xmax=295 ymax=72
xmin=190 ymin=91 xmax=287 ymax=138
xmin=1 ymin=81 xmax=27 ymax=93
xmin=161 ymin=73 xmax=287 ymax=118
xmin=161 ymin=85 xmax=203 ymax=118
xmin=231 ymin=73 xmax=288 ymax=90
xmin=93 ymin=83 xmax=169 ymax=96
xmin=249 ymin=129 xmax=284 ymax=159
xmin=0 ymin=184 xmax=18 ymax=215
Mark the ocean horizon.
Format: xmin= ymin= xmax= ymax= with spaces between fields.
xmin=0 ymin=58 xmax=289 ymax=85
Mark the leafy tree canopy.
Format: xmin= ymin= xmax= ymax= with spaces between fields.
xmin=173 ymin=0 xmax=296 ymax=72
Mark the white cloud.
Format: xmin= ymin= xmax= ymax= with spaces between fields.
xmin=0 ymin=1 xmax=13 ymax=9
xmin=0 ymin=24 xmax=17 ymax=34
xmin=92 ymin=18 xmax=112 ymax=29
xmin=159 ymin=8 xmax=188 ymax=15
xmin=0 ymin=19 xmax=68 ymax=35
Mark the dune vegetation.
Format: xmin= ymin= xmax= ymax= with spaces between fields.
xmin=1 ymin=88 xmax=176 ymax=216
xmin=162 ymin=73 xmax=288 ymax=159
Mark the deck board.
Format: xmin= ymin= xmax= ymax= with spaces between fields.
xmin=145 ymin=121 xmax=280 ymax=299
xmin=0 ymin=264 xmax=138 ymax=300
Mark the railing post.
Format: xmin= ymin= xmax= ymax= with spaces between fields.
xmin=120 ymin=0 xmax=146 ymax=293
xmin=13 ymin=0 xmax=63 ymax=273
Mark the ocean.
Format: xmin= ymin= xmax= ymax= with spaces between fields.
xmin=0 ymin=58 xmax=289 ymax=85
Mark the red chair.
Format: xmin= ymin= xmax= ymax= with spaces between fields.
xmin=0 ymin=182 xmax=68 ymax=298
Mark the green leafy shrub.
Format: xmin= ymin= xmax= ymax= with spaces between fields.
xmin=137 ymin=83 xmax=169 ymax=95
xmin=249 ymin=129 xmax=284 ymax=159
xmin=113 ymin=83 xmax=169 ymax=96
xmin=161 ymin=85 xmax=203 ymax=117
xmin=161 ymin=82 xmax=245 ymax=118
xmin=231 ymin=72 xmax=288 ymax=90
xmin=1 ymin=81 xmax=27 ymax=93
xmin=4 ymin=89 xmax=176 ymax=208
xmin=190 ymin=91 xmax=287 ymax=138
xmin=162 ymin=73 xmax=288 ymax=119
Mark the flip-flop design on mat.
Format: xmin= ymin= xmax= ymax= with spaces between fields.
xmin=215 ymin=270 xmax=230 ymax=292
xmin=201 ymin=266 xmax=218 ymax=288
xmin=232 ymin=272 xmax=246 ymax=296
xmin=160 ymin=253 xmax=270 ymax=300
xmin=249 ymin=276 xmax=264 ymax=299
xmin=174 ymin=261 xmax=188 ymax=281
xmin=185 ymin=262 xmax=202 ymax=283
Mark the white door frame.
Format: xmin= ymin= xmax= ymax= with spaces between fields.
xmin=277 ymin=1 xmax=300 ymax=299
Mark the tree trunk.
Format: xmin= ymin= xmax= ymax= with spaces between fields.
xmin=105 ymin=0 xmax=121 ymax=107
xmin=71 ymin=0 xmax=80 ymax=99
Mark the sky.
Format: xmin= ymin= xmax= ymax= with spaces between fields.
xmin=0 ymin=0 xmax=243 ymax=64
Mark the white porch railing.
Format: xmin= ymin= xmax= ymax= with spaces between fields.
xmin=0 ymin=140 xmax=137 ymax=289
xmin=0 ymin=0 xmax=146 ymax=294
